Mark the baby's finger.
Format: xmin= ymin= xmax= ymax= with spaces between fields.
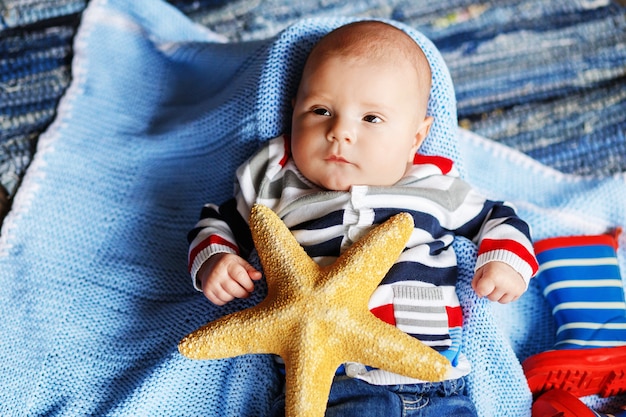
xmin=486 ymin=289 xmax=506 ymax=303
xmin=229 ymin=265 xmax=257 ymax=293
xmin=473 ymin=277 xmax=495 ymax=299
xmin=241 ymin=260 xmax=262 ymax=280
xmin=205 ymin=287 xmax=234 ymax=306
xmin=497 ymin=293 xmax=519 ymax=304
xmin=221 ymin=276 xmax=253 ymax=299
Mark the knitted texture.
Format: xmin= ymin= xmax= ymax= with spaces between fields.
xmin=0 ymin=19 xmax=77 ymax=197
xmin=1 ymin=0 xmax=625 ymax=211
xmin=459 ymin=129 xmax=626 ymax=413
xmin=0 ymin=0 xmax=85 ymax=29
xmin=533 ymin=233 xmax=626 ymax=350
xmin=0 ymin=0 xmax=625 ymax=416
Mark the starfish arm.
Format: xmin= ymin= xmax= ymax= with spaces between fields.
xmin=339 ymin=313 xmax=451 ymax=382
xmin=324 ymin=212 xmax=413 ymax=299
xmin=250 ymin=204 xmax=320 ymax=291
xmin=180 ymin=207 xmax=445 ymax=417
xmin=179 ymin=300 xmax=286 ymax=360
xmin=282 ymin=325 xmax=343 ymax=417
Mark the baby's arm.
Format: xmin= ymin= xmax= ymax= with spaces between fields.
xmin=198 ymin=253 xmax=262 ymax=306
xmin=190 ymin=136 xmax=290 ymax=305
xmin=472 ymin=261 xmax=527 ymax=304
xmin=462 ymin=194 xmax=537 ymax=303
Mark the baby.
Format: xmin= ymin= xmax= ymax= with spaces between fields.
xmin=188 ymin=20 xmax=537 ymax=416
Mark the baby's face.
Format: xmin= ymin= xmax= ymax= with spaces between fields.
xmin=291 ymin=54 xmax=431 ymax=191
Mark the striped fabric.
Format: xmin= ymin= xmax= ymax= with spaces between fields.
xmin=2 ymin=0 xmax=625 ymax=415
xmin=534 ymin=231 xmax=626 ymax=349
xmin=369 ymin=283 xmax=464 ymax=365
xmin=188 ymin=134 xmax=538 ymax=384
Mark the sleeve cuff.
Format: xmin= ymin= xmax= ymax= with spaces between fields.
xmin=190 ymin=244 xmax=238 ymax=291
xmin=475 ymin=249 xmax=534 ymax=287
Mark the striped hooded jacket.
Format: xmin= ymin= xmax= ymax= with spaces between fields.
xmin=188 ymin=134 xmax=538 ymax=385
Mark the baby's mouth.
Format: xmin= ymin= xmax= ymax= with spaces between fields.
xmin=325 ymin=155 xmax=350 ymax=164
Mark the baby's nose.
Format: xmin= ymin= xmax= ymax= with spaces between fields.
xmin=327 ymin=117 xmax=355 ymax=143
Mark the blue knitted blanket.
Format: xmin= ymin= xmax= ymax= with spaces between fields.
xmin=0 ymin=0 xmax=624 ymax=415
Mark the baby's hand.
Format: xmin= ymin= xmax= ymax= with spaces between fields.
xmin=198 ymin=253 xmax=262 ymax=306
xmin=471 ymin=261 xmax=526 ymax=304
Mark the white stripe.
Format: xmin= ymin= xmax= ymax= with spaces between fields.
xmin=543 ymin=279 xmax=624 ymax=296
xmin=397 ymin=244 xmax=457 ymax=269
xmin=394 ymin=311 xmax=448 ymax=321
xmin=539 ymin=257 xmax=619 ymax=272
xmin=479 ymin=220 xmax=535 ymax=255
xmin=557 ymin=322 xmax=626 ymax=333
xmin=477 ymin=250 xmax=534 ymax=285
xmin=368 ymin=286 xmax=394 ymax=310
xmin=417 ymin=338 xmax=452 ymax=348
xmin=397 ymin=324 xmax=450 ymax=336
xmin=190 ymin=245 xmax=236 ymax=290
xmin=553 ymin=302 xmax=626 ymax=313
xmin=381 ymin=281 xmax=459 ymax=306
xmin=291 ymin=224 xmax=345 ymax=246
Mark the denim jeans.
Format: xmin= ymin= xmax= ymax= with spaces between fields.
xmin=269 ymin=376 xmax=477 ymax=417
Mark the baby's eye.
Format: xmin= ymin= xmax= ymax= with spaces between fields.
xmin=312 ymin=108 xmax=331 ymax=116
xmin=363 ymin=114 xmax=382 ymax=124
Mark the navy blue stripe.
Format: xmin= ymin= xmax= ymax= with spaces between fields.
xmin=186 ymin=199 xmax=253 ymax=258
xmin=557 ymin=327 xmax=626 ymax=343
xmin=302 ymin=236 xmax=343 ymax=258
xmin=290 ymin=209 xmax=345 ymax=231
xmin=453 ymin=200 xmax=531 ymax=239
xmin=381 ymin=261 xmax=458 ymax=287
xmin=454 ymin=202 xmax=495 ymax=237
xmin=545 ymin=285 xmax=625 ymax=305
xmin=219 ymin=199 xmax=254 ymax=258
xmin=537 ymin=245 xmax=617 ymax=263
xmin=553 ymin=308 xmax=626 ymax=326
xmin=500 ymin=216 xmax=532 ymax=238
xmin=540 ymin=264 xmax=620 ymax=283
xmin=373 ymin=208 xmax=450 ymax=241
xmin=408 ymin=333 xmax=450 ymax=342
xmin=487 ymin=203 xmax=516 ymax=220
xmin=186 ymin=205 xmax=221 ymax=243
xmin=372 ymin=208 xmax=407 ymax=224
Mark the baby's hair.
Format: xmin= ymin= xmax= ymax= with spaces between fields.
xmin=304 ymin=20 xmax=432 ymax=113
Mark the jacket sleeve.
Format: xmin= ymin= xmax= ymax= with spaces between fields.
xmin=458 ymin=192 xmax=539 ymax=285
xmin=186 ymin=200 xmax=247 ymax=290
xmin=186 ymin=135 xmax=289 ymax=290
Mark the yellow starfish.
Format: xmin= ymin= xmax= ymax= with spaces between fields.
xmin=179 ymin=204 xmax=451 ymax=417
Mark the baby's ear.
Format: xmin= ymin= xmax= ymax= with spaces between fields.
xmin=410 ymin=116 xmax=433 ymax=156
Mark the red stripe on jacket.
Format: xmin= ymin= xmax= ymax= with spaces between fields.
xmin=188 ymin=235 xmax=239 ymax=272
xmin=479 ymin=238 xmax=539 ymax=276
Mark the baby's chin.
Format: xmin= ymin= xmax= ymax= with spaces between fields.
xmin=316 ymin=179 xmax=392 ymax=192
xmin=317 ymin=182 xmax=351 ymax=192
xmin=309 ymin=176 xmax=350 ymax=192
xmin=310 ymin=171 xmax=405 ymax=191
